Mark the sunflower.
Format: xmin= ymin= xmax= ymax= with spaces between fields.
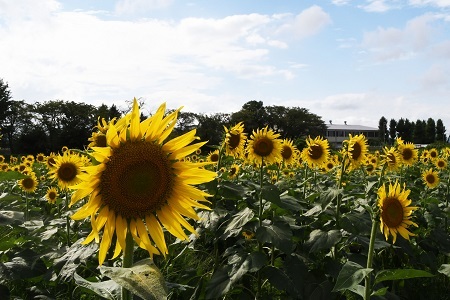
xmin=422 ymin=168 xmax=440 ymax=189
xmin=246 ymin=126 xmax=282 ymax=166
xmin=228 ymin=164 xmax=240 ymax=179
xmin=344 ymin=134 xmax=368 ymax=168
xmin=428 ymin=148 xmax=439 ymax=161
xmin=36 ymin=153 xmax=46 ymax=163
xmin=46 ymin=187 xmax=59 ymax=204
xmin=207 ymin=150 xmax=220 ymax=163
xmin=397 ymin=142 xmax=418 ymax=166
xmin=46 ymin=152 xmax=57 ymax=170
xmin=242 ymin=230 xmax=255 ymax=240
xmin=223 ymin=122 xmax=247 ymax=159
xmin=48 ymin=152 xmax=85 ymax=190
xmin=19 ymin=173 xmax=39 ymax=193
xmin=61 ymin=146 xmax=69 ymax=153
xmin=88 ymin=131 xmax=107 ymax=148
xmin=381 ymin=146 xmax=401 ymax=171
xmin=435 ymin=158 xmax=447 ymax=170
xmin=0 ymin=155 xmax=5 ymax=163
xmin=69 ymin=99 xmax=216 ymax=265
xmin=280 ymin=139 xmax=298 ymax=166
xmin=378 ymin=181 xmax=418 ymax=243
xmin=301 ymin=136 xmax=330 ymax=168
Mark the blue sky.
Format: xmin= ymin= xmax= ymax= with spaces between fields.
xmin=1 ymin=0 xmax=449 ymax=129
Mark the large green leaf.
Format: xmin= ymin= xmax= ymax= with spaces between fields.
xmin=0 ymin=210 xmax=24 ymax=225
xmin=270 ymin=191 xmax=302 ymax=212
xmin=74 ymin=273 xmax=121 ymax=300
xmin=262 ymin=184 xmax=280 ymax=204
xmin=0 ymin=249 xmax=47 ymax=280
xmin=0 ymin=171 xmax=27 ymax=181
xmin=221 ymin=207 xmax=254 ymax=239
xmin=218 ymin=181 xmax=246 ymax=200
xmin=438 ymin=264 xmax=450 ymax=278
xmin=255 ymin=221 xmax=292 ymax=253
xmin=100 ymin=258 xmax=167 ymax=300
xmin=374 ymin=268 xmax=434 ymax=284
xmin=332 ymin=261 xmax=372 ymax=292
xmin=305 ymin=229 xmax=342 ymax=253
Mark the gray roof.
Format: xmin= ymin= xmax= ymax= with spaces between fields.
xmin=326 ymin=124 xmax=378 ymax=131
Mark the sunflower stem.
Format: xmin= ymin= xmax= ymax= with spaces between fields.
xmin=25 ymin=194 xmax=29 ymax=221
xmin=122 ymin=228 xmax=134 ymax=300
xmin=256 ymin=159 xmax=264 ymax=300
xmin=364 ymin=215 xmax=379 ymax=300
xmin=65 ymin=191 xmax=71 ymax=247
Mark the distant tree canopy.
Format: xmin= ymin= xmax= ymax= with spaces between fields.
xmin=379 ymin=116 xmax=446 ymax=145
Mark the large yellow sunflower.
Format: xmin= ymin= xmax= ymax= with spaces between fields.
xmin=381 ymin=146 xmax=402 ymax=171
xmin=223 ymin=122 xmax=247 ymax=159
xmin=378 ymin=181 xmax=418 ymax=243
xmin=246 ymin=126 xmax=282 ymax=166
xmin=19 ymin=173 xmax=39 ymax=193
xmin=344 ymin=134 xmax=368 ymax=168
xmin=48 ymin=152 xmax=85 ymax=190
xmin=397 ymin=142 xmax=418 ymax=166
xmin=69 ymin=99 xmax=216 ymax=265
xmin=301 ymin=136 xmax=330 ymax=168
xmin=422 ymin=168 xmax=440 ymax=189
xmin=280 ymin=139 xmax=298 ymax=166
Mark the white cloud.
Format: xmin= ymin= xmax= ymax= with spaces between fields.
xmin=360 ymin=0 xmax=393 ymax=12
xmin=115 ymin=0 xmax=173 ymax=14
xmin=409 ymin=0 xmax=450 ymax=8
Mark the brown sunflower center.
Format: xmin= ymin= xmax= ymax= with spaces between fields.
xmin=309 ymin=144 xmax=323 ymax=160
xmin=430 ymin=151 xmax=437 ymax=158
xmin=366 ymin=164 xmax=374 ymax=172
xmin=100 ymin=141 xmax=174 ymax=219
xmin=230 ymin=167 xmax=237 ymax=176
xmin=350 ymin=142 xmax=362 ymax=160
xmin=57 ymin=162 xmax=78 ymax=182
xmin=387 ymin=153 xmax=396 ymax=164
xmin=253 ymin=137 xmax=274 ymax=157
xmin=48 ymin=191 xmax=57 ymax=200
xmin=22 ymin=177 xmax=35 ymax=189
xmin=95 ymin=134 xmax=107 ymax=147
xmin=381 ymin=197 xmax=404 ymax=228
xmin=210 ymin=153 xmax=219 ymax=162
xmin=438 ymin=160 xmax=445 ymax=168
xmin=281 ymin=145 xmax=293 ymax=160
xmin=227 ymin=132 xmax=241 ymax=149
xmin=426 ymin=174 xmax=436 ymax=184
xmin=402 ymin=148 xmax=413 ymax=160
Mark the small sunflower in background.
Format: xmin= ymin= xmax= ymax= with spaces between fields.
xmin=0 ymin=155 xmax=5 ymax=163
xmin=36 ymin=153 xmax=46 ymax=163
xmin=242 ymin=230 xmax=255 ymax=240
xmin=435 ymin=158 xmax=447 ymax=170
xmin=48 ymin=152 xmax=85 ymax=190
xmin=88 ymin=131 xmax=107 ymax=148
xmin=207 ymin=149 xmax=220 ymax=163
xmin=19 ymin=173 xmax=39 ymax=194
xmin=46 ymin=187 xmax=59 ymax=204
xmin=301 ymin=136 xmax=330 ymax=169
xmin=378 ymin=181 xmax=418 ymax=243
xmin=428 ymin=148 xmax=439 ymax=161
xmin=397 ymin=142 xmax=418 ymax=166
xmin=46 ymin=153 xmax=57 ymax=170
xmin=228 ymin=164 xmax=240 ymax=179
xmin=246 ymin=126 xmax=282 ymax=166
xmin=69 ymin=99 xmax=216 ymax=265
xmin=422 ymin=168 xmax=440 ymax=189
xmin=344 ymin=134 xmax=368 ymax=168
xmin=61 ymin=146 xmax=69 ymax=153
xmin=381 ymin=146 xmax=402 ymax=172
xmin=224 ymin=122 xmax=247 ymax=159
xmin=280 ymin=139 xmax=298 ymax=166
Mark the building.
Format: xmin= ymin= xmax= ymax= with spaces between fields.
xmin=326 ymin=122 xmax=379 ymax=148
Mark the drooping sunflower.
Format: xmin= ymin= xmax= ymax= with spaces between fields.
xmin=246 ymin=126 xmax=282 ymax=166
xmin=397 ymin=142 xmax=418 ymax=166
xmin=381 ymin=146 xmax=402 ymax=171
xmin=46 ymin=187 xmax=59 ymax=204
xmin=280 ymin=139 xmax=298 ymax=166
xmin=422 ymin=168 xmax=440 ymax=189
xmin=224 ymin=122 xmax=247 ymax=159
xmin=301 ymin=136 xmax=330 ymax=169
xmin=378 ymin=181 xmax=418 ymax=243
xmin=344 ymin=134 xmax=368 ymax=168
xmin=48 ymin=152 xmax=85 ymax=190
xmin=69 ymin=99 xmax=216 ymax=265
xmin=19 ymin=173 xmax=39 ymax=194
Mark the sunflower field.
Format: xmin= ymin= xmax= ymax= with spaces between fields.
xmin=0 ymin=100 xmax=449 ymax=300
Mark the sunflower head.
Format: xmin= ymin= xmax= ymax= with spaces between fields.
xmin=435 ymin=158 xmax=447 ymax=170
xmin=69 ymin=98 xmax=216 ymax=265
xmin=397 ymin=142 xmax=418 ymax=166
xmin=378 ymin=181 xmax=418 ymax=243
xmin=207 ymin=150 xmax=220 ymax=163
xmin=344 ymin=134 xmax=368 ymax=167
xmin=381 ymin=146 xmax=402 ymax=171
xmin=280 ymin=139 xmax=298 ymax=165
xmin=224 ymin=122 xmax=247 ymax=158
xmin=19 ymin=173 xmax=39 ymax=194
xmin=46 ymin=187 xmax=59 ymax=204
xmin=301 ymin=136 xmax=330 ymax=169
xmin=228 ymin=164 xmax=240 ymax=178
xmin=48 ymin=152 xmax=85 ymax=190
xmin=422 ymin=168 xmax=440 ymax=189
xmin=246 ymin=126 xmax=282 ymax=166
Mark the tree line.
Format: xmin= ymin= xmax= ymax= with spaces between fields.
xmin=0 ymin=79 xmax=327 ymax=155
xmin=378 ymin=116 xmax=446 ymax=145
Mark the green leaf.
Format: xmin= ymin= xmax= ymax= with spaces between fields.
xmin=372 ymin=286 xmax=389 ymax=296
xmin=0 ymin=249 xmax=47 ymax=280
xmin=0 ymin=171 xmax=27 ymax=181
xmin=218 ymin=181 xmax=246 ymax=200
xmin=332 ymin=261 xmax=372 ymax=292
xmin=262 ymin=184 xmax=280 ymax=203
xmin=305 ymin=229 xmax=342 ymax=253
xmin=374 ymin=269 xmax=434 ymax=284
xmin=221 ymin=207 xmax=254 ymax=239
xmin=74 ymin=273 xmax=121 ymax=300
xmin=100 ymin=258 xmax=167 ymax=300
xmin=205 ymin=266 xmax=232 ymax=299
xmin=270 ymin=191 xmax=302 ymax=212
xmin=255 ymin=221 xmax=293 ymax=253
xmin=438 ymin=264 xmax=450 ymax=278
xmin=0 ymin=210 xmax=24 ymax=225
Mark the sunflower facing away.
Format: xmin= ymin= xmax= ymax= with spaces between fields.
xmin=422 ymin=168 xmax=440 ymax=189
xmin=246 ymin=126 xmax=282 ymax=166
xmin=378 ymin=181 xmax=418 ymax=243
xmin=224 ymin=122 xmax=247 ymax=159
xmin=70 ymin=99 xmax=217 ymax=265
xmin=301 ymin=136 xmax=330 ymax=168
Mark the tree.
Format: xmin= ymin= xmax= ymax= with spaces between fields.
xmin=378 ymin=116 xmax=388 ymax=144
xmin=0 ymin=78 xmax=13 ymax=148
xmin=230 ymin=100 xmax=268 ymax=134
xmin=34 ymin=100 xmax=65 ymax=153
xmin=436 ymin=119 xmax=446 ymax=142
xmin=425 ymin=118 xmax=436 ymax=144
xmin=389 ymin=119 xmax=397 ymax=143
xmin=3 ymin=100 xmax=34 ymax=153
xmin=196 ymin=113 xmax=230 ymax=148
xmin=60 ymin=101 xmax=97 ymax=150
xmin=413 ymin=119 xmax=426 ymax=144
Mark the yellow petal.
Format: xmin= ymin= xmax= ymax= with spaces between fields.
xmin=145 ymin=214 xmax=168 ymax=256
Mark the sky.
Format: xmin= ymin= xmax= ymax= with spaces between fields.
xmin=1 ymin=0 xmax=450 ymax=129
